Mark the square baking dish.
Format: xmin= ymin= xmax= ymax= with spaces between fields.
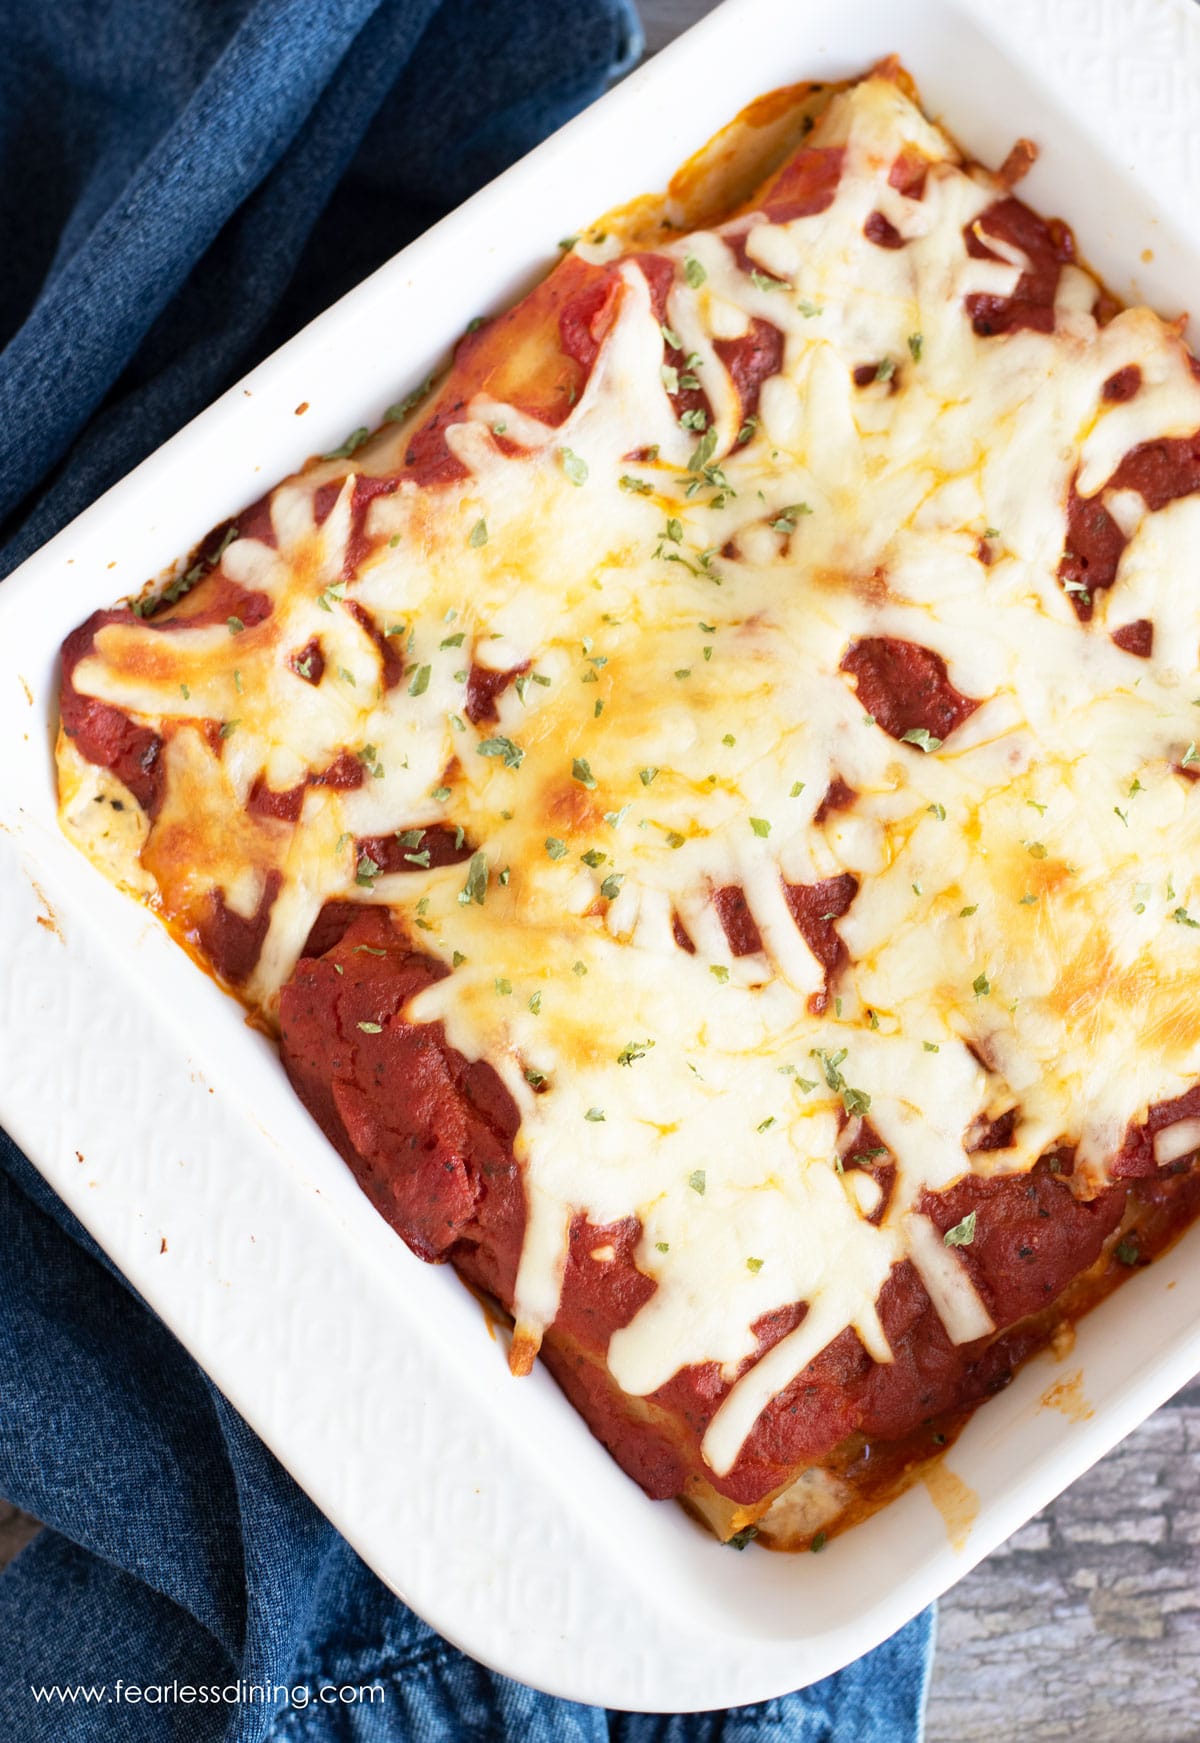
xmin=3 ymin=0 xmax=1200 ymax=1710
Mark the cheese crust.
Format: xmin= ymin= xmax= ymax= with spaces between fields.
xmin=58 ymin=64 xmax=1200 ymax=1535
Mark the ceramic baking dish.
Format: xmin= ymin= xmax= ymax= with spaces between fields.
xmin=3 ymin=0 xmax=1199 ymax=1710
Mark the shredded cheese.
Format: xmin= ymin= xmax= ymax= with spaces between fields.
xmin=60 ymin=72 xmax=1200 ymax=1479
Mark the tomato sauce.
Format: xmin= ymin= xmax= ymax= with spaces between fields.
xmin=288 ymin=637 xmax=325 ymax=686
xmin=1060 ymin=429 xmax=1200 ymax=618
xmin=756 ymin=144 xmax=845 ymax=224
xmin=888 ymin=146 xmax=929 ymax=200
xmin=344 ymin=600 xmax=404 ymax=690
xmin=399 ymin=251 xmax=617 ymax=490
xmin=465 ymin=662 xmax=528 ymax=726
xmin=712 ymin=884 xmax=764 ymax=956
xmin=963 ymin=196 xmax=1076 ymax=337
xmin=841 ymin=637 xmax=979 ymax=743
xmin=782 ymin=873 xmax=858 ymax=1015
xmin=247 ymin=776 xmax=305 ymax=825
xmin=863 ymin=211 xmax=905 ymax=250
xmin=714 ymin=318 xmax=784 ymax=421
xmin=273 ymin=909 xmax=1171 ymax=1524
xmin=1113 ymin=1083 xmax=1200 ymax=1178
xmin=196 ymin=871 xmax=282 ymax=986
xmin=60 ymin=610 xmax=165 ymax=818
xmin=355 ymin=824 xmax=473 ymax=876
xmin=1112 ymin=618 xmax=1153 ymax=657
xmin=279 ymin=909 xmax=525 ymax=1270
xmin=149 ymin=575 xmax=271 ymax=633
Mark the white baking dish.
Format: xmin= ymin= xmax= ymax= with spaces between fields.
xmin=3 ymin=0 xmax=1199 ymax=1709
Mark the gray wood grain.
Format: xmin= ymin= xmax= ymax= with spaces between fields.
xmin=926 ymin=1378 xmax=1200 ymax=1741
xmin=638 ymin=0 xmax=721 ymax=54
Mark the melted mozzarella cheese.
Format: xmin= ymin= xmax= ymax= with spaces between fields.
xmin=60 ymin=72 xmax=1200 ymax=1479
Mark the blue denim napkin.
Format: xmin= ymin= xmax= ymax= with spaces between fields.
xmin=0 ymin=1 xmax=935 ymax=1736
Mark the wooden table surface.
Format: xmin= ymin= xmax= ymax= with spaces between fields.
xmin=3 ymin=5 xmax=1198 ymax=1738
